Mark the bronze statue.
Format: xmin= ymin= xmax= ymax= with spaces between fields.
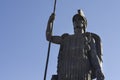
xmin=46 ymin=9 xmax=105 ymax=80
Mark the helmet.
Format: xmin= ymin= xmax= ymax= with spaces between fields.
xmin=72 ymin=9 xmax=87 ymax=27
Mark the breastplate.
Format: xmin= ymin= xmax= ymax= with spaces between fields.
xmin=57 ymin=34 xmax=91 ymax=80
xmin=62 ymin=34 xmax=86 ymax=55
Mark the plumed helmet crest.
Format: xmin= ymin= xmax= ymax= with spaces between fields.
xmin=72 ymin=9 xmax=87 ymax=27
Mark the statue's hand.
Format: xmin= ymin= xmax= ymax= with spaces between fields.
xmin=96 ymin=70 xmax=105 ymax=80
xmin=49 ymin=13 xmax=55 ymax=23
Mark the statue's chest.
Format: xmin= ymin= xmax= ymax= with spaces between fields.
xmin=62 ymin=34 xmax=86 ymax=51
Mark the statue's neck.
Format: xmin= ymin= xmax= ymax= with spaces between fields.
xmin=74 ymin=29 xmax=85 ymax=35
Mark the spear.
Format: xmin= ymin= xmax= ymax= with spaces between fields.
xmin=44 ymin=0 xmax=57 ymax=80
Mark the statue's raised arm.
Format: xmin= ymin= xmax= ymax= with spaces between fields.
xmin=46 ymin=13 xmax=62 ymax=44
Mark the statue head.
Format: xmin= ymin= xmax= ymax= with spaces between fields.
xmin=72 ymin=9 xmax=87 ymax=34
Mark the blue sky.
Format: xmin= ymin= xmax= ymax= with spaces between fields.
xmin=0 ymin=0 xmax=120 ymax=80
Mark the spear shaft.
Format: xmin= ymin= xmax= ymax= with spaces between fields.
xmin=44 ymin=0 xmax=57 ymax=80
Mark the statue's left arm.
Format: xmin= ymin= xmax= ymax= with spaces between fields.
xmin=89 ymin=37 xmax=105 ymax=80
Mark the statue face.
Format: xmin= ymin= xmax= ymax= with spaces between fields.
xmin=73 ymin=20 xmax=84 ymax=29
xmin=73 ymin=16 xmax=85 ymax=30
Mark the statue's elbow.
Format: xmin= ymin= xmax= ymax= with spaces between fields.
xmin=46 ymin=37 xmax=50 ymax=41
xmin=46 ymin=34 xmax=51 ymax=41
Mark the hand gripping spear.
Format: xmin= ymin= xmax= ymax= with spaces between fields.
xmin=44 ymin=0 xmax=57 ymax=80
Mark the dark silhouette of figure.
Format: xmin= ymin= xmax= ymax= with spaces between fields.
xmin=46 ymin=10 xmax=105 ymax=80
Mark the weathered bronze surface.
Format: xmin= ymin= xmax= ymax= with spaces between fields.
xmin=46 ymin=10 xmax=105 ymax=80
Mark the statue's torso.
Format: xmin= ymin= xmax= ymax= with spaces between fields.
xmin=57 ymin=34 xmax=91 ymax=80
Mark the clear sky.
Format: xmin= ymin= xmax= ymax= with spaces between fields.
xmin=0 ymin=0 xmax=120 ymax=80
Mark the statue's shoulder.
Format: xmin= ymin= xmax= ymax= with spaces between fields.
xmin=61 ymin=33 xmax=69 ymax=39
xmin=85 ymin=32 xmax=101 ymax=41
